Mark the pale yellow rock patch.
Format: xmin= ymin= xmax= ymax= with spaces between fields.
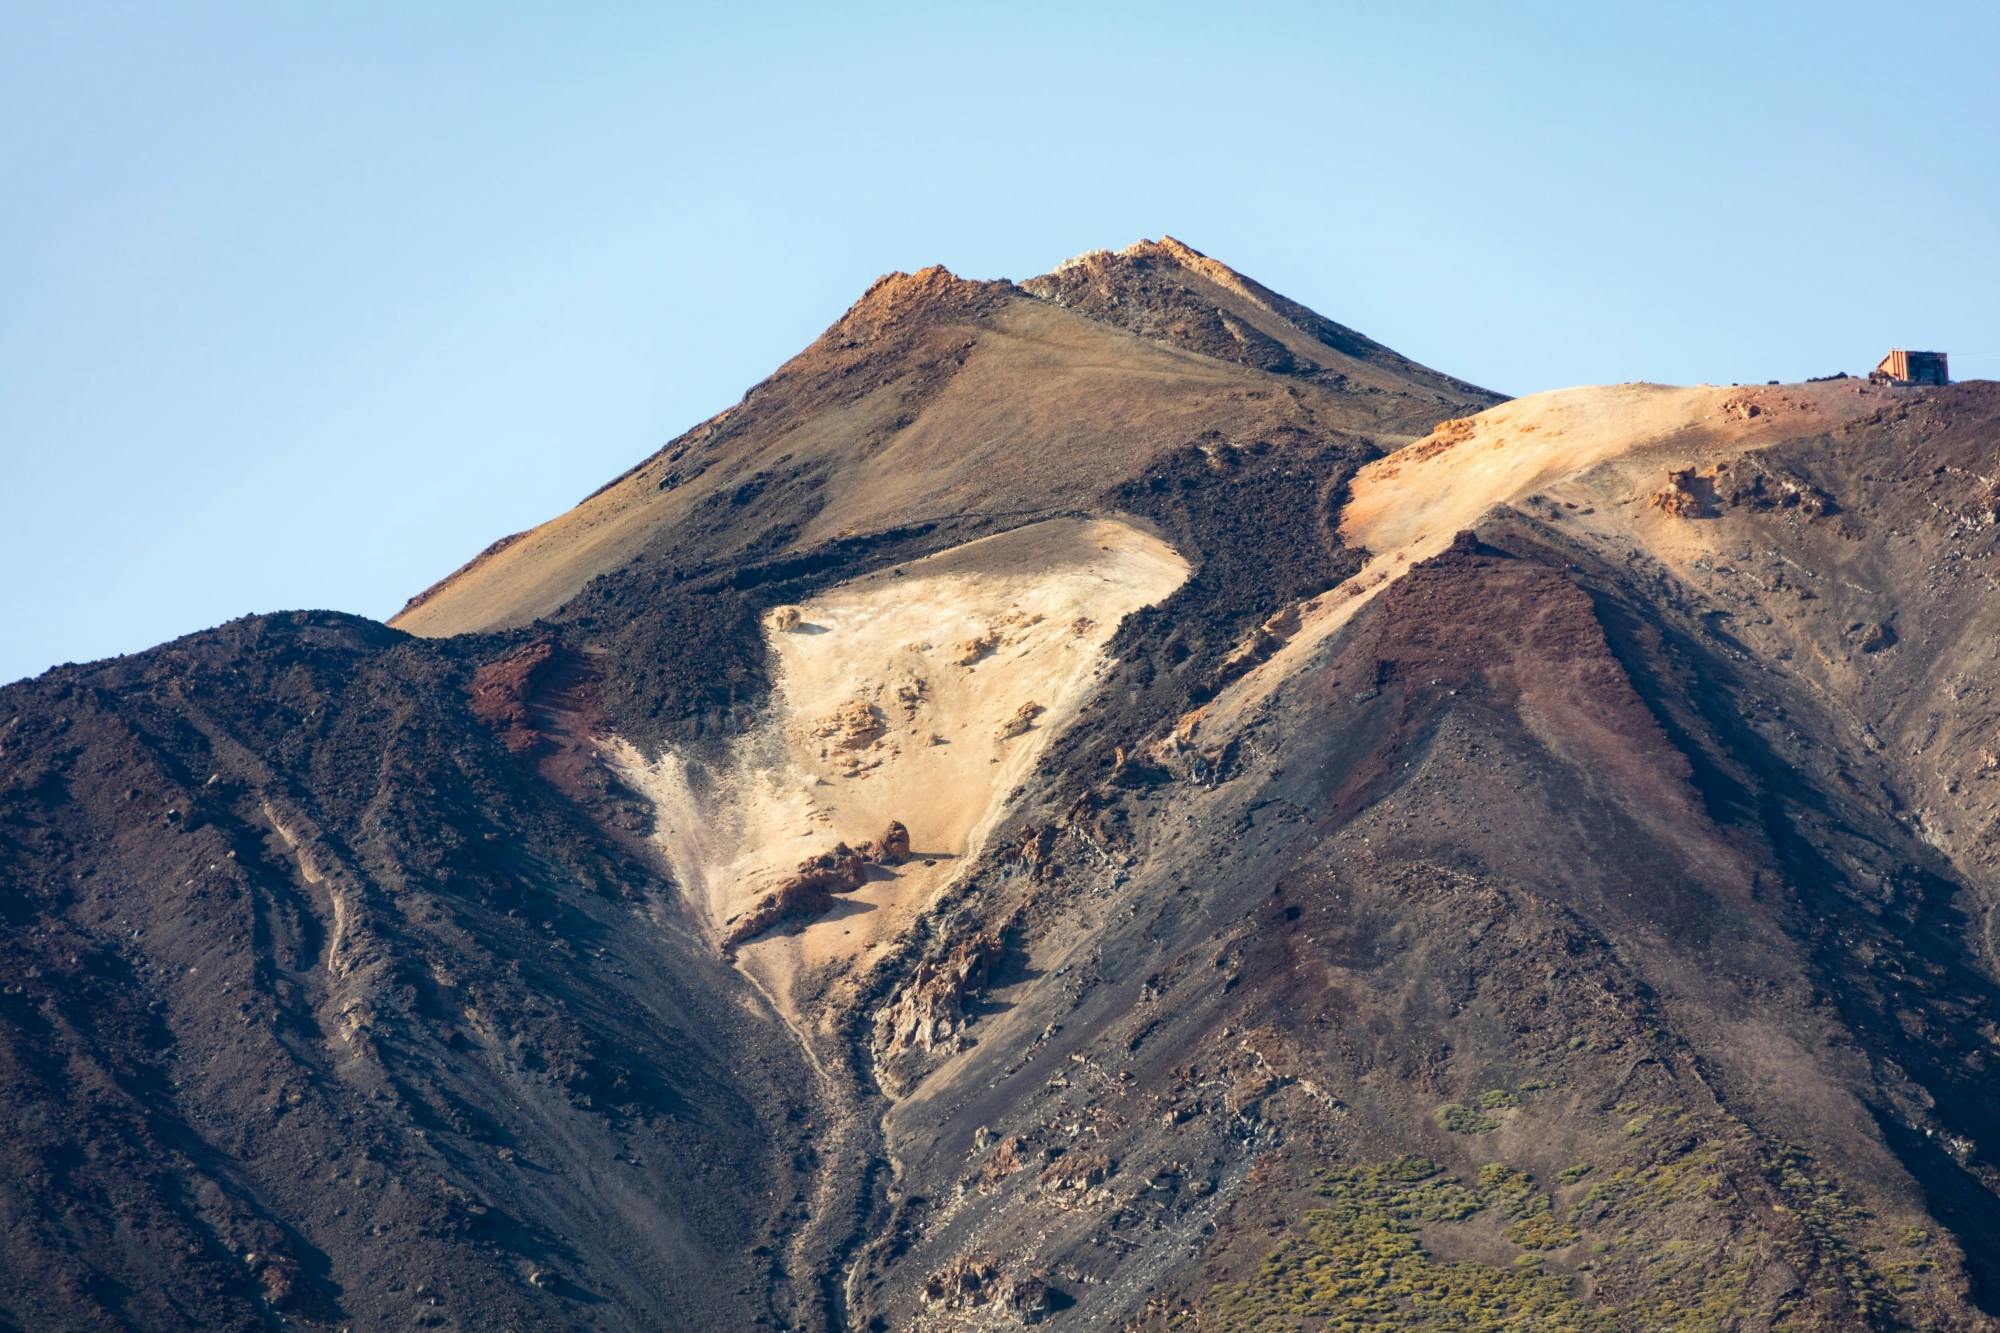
xmin=612 ymin=517 xmax=1188 ymax=1015
xmin=1203 ymin=379 xmax=1883 ymax=736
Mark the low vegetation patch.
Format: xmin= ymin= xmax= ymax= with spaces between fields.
xmin=1436 ymin=1102 xmax=1499 ymax=1135
xmin=1186 ymin=1096 xmax=1929 ymax=1330
xmin=1189 ymin=1158 xmax=1599 ymax=1330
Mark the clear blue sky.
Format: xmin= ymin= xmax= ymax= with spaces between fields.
xmin=4 ymin=2 xmax=1996 ymax=685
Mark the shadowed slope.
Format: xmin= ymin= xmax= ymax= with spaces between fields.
xmin=0 ymin=615 xmax=814 ymax=1329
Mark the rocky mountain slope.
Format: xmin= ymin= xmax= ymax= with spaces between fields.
xmin=5 ymin=237 xmax=2000 ymax=1330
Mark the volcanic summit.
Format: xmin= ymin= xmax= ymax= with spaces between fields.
xmin=5 ymin=238 xmax=2000 ymax=1330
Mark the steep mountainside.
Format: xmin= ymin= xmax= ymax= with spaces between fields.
xmin=5 ymin=238 xmax=2000 ymax=1331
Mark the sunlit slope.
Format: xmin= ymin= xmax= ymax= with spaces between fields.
xmin=1202 ymin=378 xmax=1884 ymax=735
xmin=613 ymin=517 xmax=1188 ymax=1011
xmin=392 ymin=251 xmax=1497 ymax=639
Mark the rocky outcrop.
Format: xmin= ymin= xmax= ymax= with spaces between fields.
xmin=922 ymin=1254 xmax=1002 ymax=1311
xmin=721 ymin=822 xmax=914 ymax=952
xmin=1649 ymin=466 xmax=1713 ymax=519
xmin=1004 ymin=1273 xmax=1059 ymax=1324
xmin=996 ymin=701 xmax=1044 ymax=740
xmin=977 ymin=1133 xmax=1030 ymax=1192
xmin=869 ymin=819 xmax=912 ymax=864
xmin=815 ymin=699 xmax=886 ymax=750
xmin=872 ymin=932 xmax=1004 ymax=1091
xmin=954 ymin=630 xmax=1000 ymax=666
xmin=832 ymin=265 xmax=1016 ymax=344
xmin=1036 ymin=1149 xmax=1113 ymax=1209
xmin=1005 ymin=822 xmax=1060 ymax=880
xmin=721 ymin=844 xmax=870 ymax=952
xmin=469 ymin=638 xmax=566 ymax=754
xmin=916 ymin=1250 xmax=1058 ymax=1322
xmin=1650 ymin=457 xmax=1835 ymax=521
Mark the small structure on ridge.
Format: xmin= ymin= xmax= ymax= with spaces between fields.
xmin=1870 ymin=349 xmax=1949 ymax=386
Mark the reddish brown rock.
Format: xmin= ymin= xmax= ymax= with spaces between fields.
xmin=721 ymin=843 xmax=871 ymax=952
xmin=873 ymin=819 xmax=911 ymax=864
xmin=980 ymin=1134 xmax=1028 ymax=1191
xmin=721 ymin=826 xmax=917 ymax=952
xmin=469 ymin=639 xmax=565 ymax=754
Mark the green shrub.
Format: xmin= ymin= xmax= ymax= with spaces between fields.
xmin=1437 ymin=1103 xmax=1499 ymax=1135
xmin=1191 ymin=1158 xmax=1606 ymax=1330
xmin=1507 ymin=1213 xmax=1582 ymax=1250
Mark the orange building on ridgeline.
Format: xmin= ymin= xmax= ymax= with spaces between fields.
xmin=1870 ymin=349 xmax=1950 ymax=385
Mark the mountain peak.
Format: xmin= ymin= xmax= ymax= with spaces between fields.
xmin=831 ymin=263 xmax=1015 ymax=340
xmin=1047 ymin=234 xmax=1212 ymax=276
xmin=1024 ymin=236 xmax=1496 ymax=402
xmin=10 ymin=210 xmax=2000 ymax=1331
xmin=855 ymin=262 xmax=965 ymax=301
xmin=1124 ymin=232 xmax=1226 ymax=273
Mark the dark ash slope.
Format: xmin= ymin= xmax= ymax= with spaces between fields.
xmin=0 ymin=614 xmax=813 ymax=1330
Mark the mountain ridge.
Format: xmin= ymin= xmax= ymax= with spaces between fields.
xmin=390 ymin=238 xmax=1500 ymax=643
xmin=5 ymin=240 xmax=2000 ymax=1330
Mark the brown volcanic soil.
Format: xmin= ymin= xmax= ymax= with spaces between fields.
xmin=1020 ymin=236 xmax=1492 ymax=405
xmin=388 ymin=246 xmax=1499 ymax=761
xmin=860 ymin=516 xmax=1996 ymax=1330
xmin=7 ymin=240 xmax=2000 ymax=1332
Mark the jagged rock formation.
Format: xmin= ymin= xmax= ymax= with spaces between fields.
xmin=1650 ymin=455 xmax=1838 ymax=522
xmin=871 ymin=930 xmax=1003 ymax=1094
xmin=722 ymin=841 xmax=874 ymax=952
xmin=722 ymin=823 xmax=914 ymax=953
xmin=6 ymin=238 xmax=2000 ymax=1331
